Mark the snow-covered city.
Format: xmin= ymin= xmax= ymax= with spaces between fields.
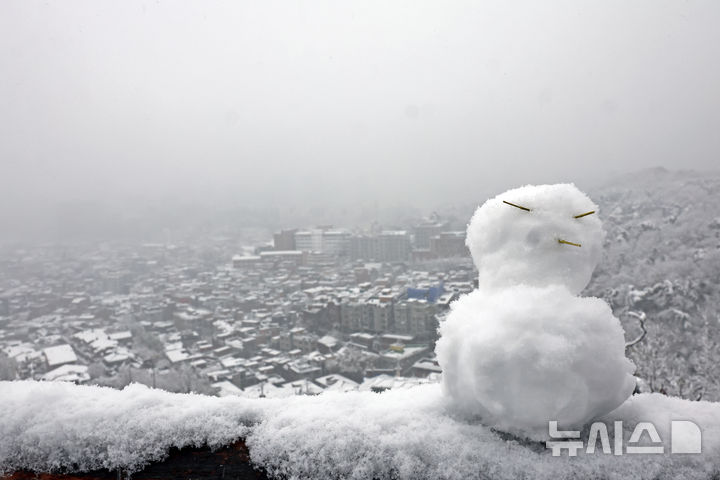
xmin=2 ymin=1 xmax=720 ymax=479
xmin=0 ymin=220 xmax=470 ymax=397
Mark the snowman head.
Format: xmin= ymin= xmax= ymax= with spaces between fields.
xmin=467 ymin=184 xmax=604 ymax=294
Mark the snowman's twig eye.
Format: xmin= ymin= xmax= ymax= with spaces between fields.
xmin=502 ymin=200 xmax=531 ymax=212
xmin=574 ymin=210 xmax=595 ymax=219
xmin=558 ymin=239 xmax=582 ymax=247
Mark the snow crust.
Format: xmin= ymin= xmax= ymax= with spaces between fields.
xmin=2 ymin=380 xmax=720 ymax=479
xmin=437 ymin=184 xmax=635 ymax=437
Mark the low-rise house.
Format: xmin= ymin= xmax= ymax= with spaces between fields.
xmin=411 ymin=357 xmax=442 ymax=377
xmin=42 ymin=344 xmax=78 ymax=369
xmin=41 ymin=364 xmax=90 ymax=384
xmin=314 ymin=373 xmax=359 ymax=393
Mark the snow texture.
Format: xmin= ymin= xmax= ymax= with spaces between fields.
xmin=3 ymin=380 xmax=720 ymax=479
xmin=0 ymin=381 xmax=263 ymax=473
xmin=437 ymin=184 xmax=636 ymax=437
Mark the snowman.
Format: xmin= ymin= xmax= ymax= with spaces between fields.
xmin=435 ymin=183 xmax=636 ymax=438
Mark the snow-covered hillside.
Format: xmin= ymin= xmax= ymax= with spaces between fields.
xmin=2 ymin=380 xmax=720 ymax=479
xmin=590 ymin=168 xmax=720 ymax=292
xmin=584 ymin=169 xmax=720 ymax=401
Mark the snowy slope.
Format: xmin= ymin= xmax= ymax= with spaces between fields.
xmin=585 ymin=169 xmax=720 ymax=401
xmin=2 ymin=381 xmax=720 ymax=479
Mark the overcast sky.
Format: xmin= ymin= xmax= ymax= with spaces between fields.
xmin=1 ymin=1 xmax=719 ymax=236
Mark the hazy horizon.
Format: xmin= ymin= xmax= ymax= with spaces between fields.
xmin=2 ymin=1 xmax=720 ymax=240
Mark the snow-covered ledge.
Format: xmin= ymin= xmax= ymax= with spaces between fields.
xmin=2 ymin=381 xmax=720 ymax=479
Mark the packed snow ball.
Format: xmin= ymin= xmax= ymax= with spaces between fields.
xmin=466 ymin=183 xmax=604 ymax=295
xmin=436 ymin=183 xmax=636 ymax=438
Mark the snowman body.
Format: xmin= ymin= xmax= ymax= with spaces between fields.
xmin=435 ymin=184 xmax=635 ymax=437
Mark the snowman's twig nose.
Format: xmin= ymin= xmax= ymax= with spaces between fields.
xmin=558 ymin=238 xmax=582 ymax=247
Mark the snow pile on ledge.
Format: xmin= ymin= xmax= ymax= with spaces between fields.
xmin=249 ymin=385 xmax=720 ymax=480
xmin=2 ymin=381 xmax=720 ymax=479
xmin=0 ymin=381 xmax=264 ymax=473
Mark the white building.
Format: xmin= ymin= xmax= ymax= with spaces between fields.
xmin=295 ymin=229 xmax=350 ymax=256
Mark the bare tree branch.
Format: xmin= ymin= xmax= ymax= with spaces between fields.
xmin=625 ymin=310 xmax=647 ymax=349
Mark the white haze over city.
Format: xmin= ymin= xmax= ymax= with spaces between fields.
xmin=1 ymin=1 xmax=720 ymax=240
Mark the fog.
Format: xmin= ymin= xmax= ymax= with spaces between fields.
xmin=1 ymin=1 xmax=719 ymax=240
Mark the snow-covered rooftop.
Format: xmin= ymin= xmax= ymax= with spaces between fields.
xmin=108 ymin=331 xmax=132 ymax=341
xmin=314 ymin=374 xmax=359 ymax=393
xmin=3 ymin=381 xmax=720 ymax=479
xmin=164 ymin=348 xmax=190 ymax=364
xmin=74 ymin=329 xmax=107 ymax=344
xmin=41 ymin=364 xmax=90 ymax=383
xmin=211 ymin=380 xmax=244 ymax=397
xmin=42 ymin=344 xmax=78 ymax=368
xmin=3 ymin=344 xmax=38 ymax=362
